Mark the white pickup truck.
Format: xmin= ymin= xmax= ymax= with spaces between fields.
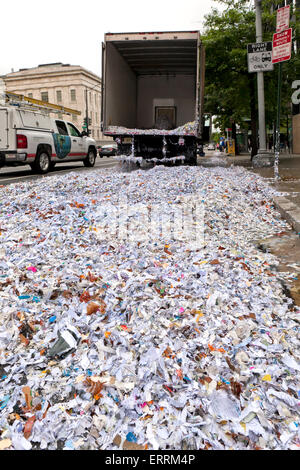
xmin=0 ymin=106 xmax=97 ymax=173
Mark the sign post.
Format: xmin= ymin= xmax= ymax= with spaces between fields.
xmin=251 ymin=0 xmax=275 ymax=168
xmin=272 ymin=4 xmax=292 ymax=180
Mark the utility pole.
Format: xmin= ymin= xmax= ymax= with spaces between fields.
xmin=256 ymin=0 xmax=266 ymax=152
xmin=252 ymin=0 xmax=274 ymax=167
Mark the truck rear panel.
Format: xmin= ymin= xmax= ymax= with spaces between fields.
xmin=102 ymin=31 xmax=204 ymax=138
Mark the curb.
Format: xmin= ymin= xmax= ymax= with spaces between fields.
xmin=273 ymin=196 xmax=300 ymax=235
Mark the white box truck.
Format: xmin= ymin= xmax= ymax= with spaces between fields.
xmin=101 ymin=31 xmax=205 ymax=165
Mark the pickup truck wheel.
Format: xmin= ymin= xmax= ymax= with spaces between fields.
xmin=33 ymin=150 xmax=51 ymax=174
xmin=84 ymin=149 xmax=96 ymax=167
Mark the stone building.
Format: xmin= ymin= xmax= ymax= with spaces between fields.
xmin=293 ymin=113 xmax=300 ymax=154
xmin=3 ymin=63 xmax=107 ymax=143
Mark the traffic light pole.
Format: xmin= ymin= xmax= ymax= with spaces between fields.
xmin=84 ymin=83 xmax=101 ymax=136
xmin=85 ymin=88 xmax=89 ymax=136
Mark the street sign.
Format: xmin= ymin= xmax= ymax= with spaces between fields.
xmin=247 ymin=42 xmax=273 ymax=73
xmin=272 ymin=28 xmax=292 ymax=64
xmin=276 ymin=5 xmax=290 ymax=33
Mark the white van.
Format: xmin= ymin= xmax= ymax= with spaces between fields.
xmin=0 ymin=106 xmax=97 ymax=173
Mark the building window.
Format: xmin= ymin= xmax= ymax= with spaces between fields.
xmin=97 ymin=129 xmax=99 ymax=138
xmin=41 ymin=91 xmax=49 ymax=102
xmin=28 ymin=93 xmax=33 ymax=98
xmin=96 ymin=112 xmax=98 ymax=123
xmin=56 ymin=90 xmax=62 ymax=102
xmin=72 ymin=114 xmax=77 ymax=122
xmin=70 ymin=89 xmax=76 ymax=102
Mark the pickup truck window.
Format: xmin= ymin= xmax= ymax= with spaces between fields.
xmin=67 ymin=122 xmax=81 ymax=137
xmin=55 ymin=120 xmax=68 ymax=136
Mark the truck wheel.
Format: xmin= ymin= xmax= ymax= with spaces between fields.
xmin=84 ymin=148 xmax=96 ymax=167
xmin=185 ymin=147 xmax=197 ymax=166
xmin=32 ymin=150 xmax=51 ymax=174
xmin=188 ymin=156 xmax=197 ymax=166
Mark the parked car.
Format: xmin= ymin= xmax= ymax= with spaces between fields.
xmin=98 ymin=143 xmax=118 ymax=157
xmin=207 ymin=143 xmax=215 ymax=150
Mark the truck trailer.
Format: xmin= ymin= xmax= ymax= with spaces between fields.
xmin=101 ymin=31 xmax=205 ymax=165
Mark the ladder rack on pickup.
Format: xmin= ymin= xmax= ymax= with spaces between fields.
xmin=3 ymin=92 xmax=81 ymax=116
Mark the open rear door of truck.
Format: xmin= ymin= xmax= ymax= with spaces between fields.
xmin=196 ymin=33 xmax=205 ymax=139
xmin=101 ymin=41 xmax=106 ymax=132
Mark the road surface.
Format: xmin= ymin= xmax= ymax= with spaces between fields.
xmin=0 ymin=157 xmax=117 ymax=186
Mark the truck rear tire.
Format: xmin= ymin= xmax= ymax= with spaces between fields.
xmin=32 ymin=149 xmax=51 ymax=174
xmin=188 ymin=156 xmax=197 ymax=166
xmin=84 ymin=148 xmax=96 ymax=167
xmin=185 ymin=145 xmax=197 ymax=166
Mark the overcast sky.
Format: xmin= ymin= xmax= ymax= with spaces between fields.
xmin=0 ymin=0 xmax=221 ymax=77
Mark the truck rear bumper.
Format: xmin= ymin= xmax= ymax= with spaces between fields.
xmin=0 ymin=151 xmax=28 ymax=165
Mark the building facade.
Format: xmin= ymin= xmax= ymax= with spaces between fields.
xmin=3 ymin=63 xmax=108 ymax=143
xmin=293 ymin=113 xmax=300 ymax=153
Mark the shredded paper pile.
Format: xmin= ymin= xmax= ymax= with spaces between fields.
xmin=106 ymin=121 xmax=198 ymax=136
xmin=0 ymin=164 xmax=299 ymax=450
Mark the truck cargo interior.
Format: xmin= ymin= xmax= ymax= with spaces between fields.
xmin=104 ymin=38 xmax=198 ymax=130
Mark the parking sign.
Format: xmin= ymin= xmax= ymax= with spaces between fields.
xmin=276 ymin=5 xmax=290 ymax=33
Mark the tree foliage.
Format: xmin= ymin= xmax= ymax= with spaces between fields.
xmin=202 ymin=0 xmax=300 ymax=154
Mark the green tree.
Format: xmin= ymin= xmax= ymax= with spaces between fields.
xmin=202 ymin=0 xmax=300 ymax=156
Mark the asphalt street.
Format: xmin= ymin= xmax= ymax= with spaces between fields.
xmin=0 ymin=156 xmax=117 ymax=186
